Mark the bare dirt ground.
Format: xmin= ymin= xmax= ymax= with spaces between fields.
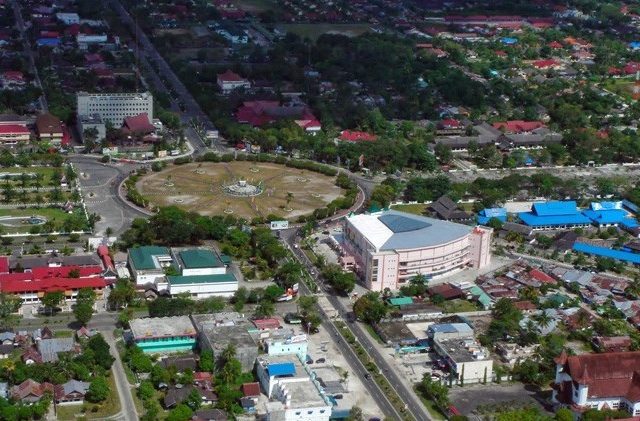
xmin=136 ymin=162 xmax=344 ymax=220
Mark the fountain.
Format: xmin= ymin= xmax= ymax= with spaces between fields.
xmin=223 ymin=179 xmax=264 ymax=197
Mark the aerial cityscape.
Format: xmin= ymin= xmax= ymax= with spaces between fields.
xmin=4 ymin=0 xmax=640 ymax=420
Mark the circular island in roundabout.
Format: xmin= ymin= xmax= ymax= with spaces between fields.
xmin=134 ymin=161 xmax=347 ymax=220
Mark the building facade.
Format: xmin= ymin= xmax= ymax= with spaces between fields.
xmin=553 ymin=351 xmax=640 ymax=415
xmin=129 ymin=316 xmax=197 ymax=353
xmin=343 ymin=210 xmax=491 ymax=291
xmin=76 ymin=92 xmax=153 ymax=126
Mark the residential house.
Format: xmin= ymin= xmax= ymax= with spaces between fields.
xmin=35 ymin=113 xmax=65 ymax=145
xmin=37 ymin=338 xmax=78 ymax=363
xmin=216 ymin=70 xmax=250 ymax=94
xmin=429 ymin=196 xmax=473 ymax=222
xmin=54 ymin=379 xmax=90 ymax=405
xmin=10 ymin=379 xmax=54 ymax=403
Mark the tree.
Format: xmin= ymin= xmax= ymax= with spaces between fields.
xmin=370 ymin=184 xmax=396 ymax=208
xmin=185 ymin=388 xmax=202 ymax=410
xmin=275 ymin=262 xmax=302 ymax=289
xmin=263 ymin=284 xmax=285 ymax=302
xmin=86 ymin=376 xmax=110 ymax=402
xmin=555 ymin=408 xmax=573 ymax=421
xmin=166 ymin=404 xmax=193 ymax=421
xmin=108 ymin=279 xmax=136 ymax=310
xmin=0 ymin=292 xmax=20 ymax=329
xmin=41 ymin=290 xmax=64 ymax=315
xmin=87 ymin=334 xmax=115 ymax=369
xmin=353 ymin=292 xmax=387 ymax=324
xmin=73 ymin=302 xmax=93 ymax=326
xmin=137 ymin=381 xmax=155 ymax=401
xmin=199 ymin=350 xmax=214 ymax=373
xmin=347 ymin=406 xmax=365 ymax=421
xmin=417 ymin=373 xmax=450 ymax=410
xmin=231 ymin=287 xmax=248 ymax=312
xmin=254 ymin=300 xmax=275 ymax=318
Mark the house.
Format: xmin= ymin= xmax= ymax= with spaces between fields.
xmin=518 ymin=201 xmax=591 ymax=230
xmin=128 ymin=246 xmax=173 ymax=285
xmin=54 ymin=379 xmax=90 ymax=405
xmin=0 ymin=123 xmax=30 ymax=146
xmin=430 ymin=196 xmax=473 ymax=222
xmin=37 ymin=338 xmax=78 ymax=363
xmin=193 ymin=409 xmax=228 ymax=421
xmin=0 ymin=344 xmax=13 ymax=359
xmin=236 ymin=101 xmax=317 ymax=128
xmin=129 ymin=316 xmax=197 ymax=353
xmin=216 ymin=70 xmax=250 ymax=94
xmin=122 ymin=113 xmax=156 ymax=136
xmin=553 ymin=351 xmax=640 ymax=415
xmin=35 ymin=113 xmax=65 ymax=145
xmin=593 ymin=336 xmax=632 ymax=353
xmin=477 ymin=208 xmax=507 ymax=225
xmin=1 ymin=71 xmax=26 ymax=89
xmin=159 ymin=355 xmax=198 ymax=371
xmin=294 ymin=119 xmax=322 ymax=135
xmin=428 ymin=284 xmax=465 ymax=300
xmin=338 ymin=130 xmax=377 ymax=143
xmin=10 ymin=379 xmax=54 ymax=403
xmin=492 ymin=121 xmax=545 ymax=134
xmin=21 ymin=348 xmax=42 ymax=364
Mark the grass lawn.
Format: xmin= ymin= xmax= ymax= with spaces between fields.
xmin=413 ymin=385 xmax=446 ymax=421
xmin=365 ymin=324 xmax=384 ymax=344
xmin=602 ymin=77 xmax=637 ymax=101
xmin=0 ymin=166 xmax=62 ymax=186
xmin=55 ymin=370 xmax=121 ymax=420
xmin=0 ymin=206 xmax=71 ymax=220
xmin=440 ymin=299 xmax=481 ymax=313
xmin=277 ymin=23 xmax=371 ymax=41
xmin=391 ymin=203 xmax=428 ymax=215
xmin=53 ymin=330 xmax=74 ymax=338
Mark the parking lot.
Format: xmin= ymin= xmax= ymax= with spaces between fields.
xmin=449 ymin=382 xmax=549 ymax=417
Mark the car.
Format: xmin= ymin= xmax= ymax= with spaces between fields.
xmin=315 ymin=358 xmax=326 ymax=363
xmin=364 ymin=373 xmax=371 ymax=379
xmin=333 ymin=394 xmax=343 ymax=399
xmin=306 ymin=355 xmax=313 ymax=364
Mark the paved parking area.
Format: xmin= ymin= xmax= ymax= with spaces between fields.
xmin=449 ymin=382 xmax=547 ymax=416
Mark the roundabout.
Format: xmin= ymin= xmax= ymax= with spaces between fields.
xmin=135 ymin=161 xmax=345 ymax=219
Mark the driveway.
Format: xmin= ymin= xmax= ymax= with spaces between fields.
xmin=102 ymin=330 xmax=138 ymax=421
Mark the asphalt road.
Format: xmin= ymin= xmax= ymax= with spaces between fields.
xmin=108 ymin=0 xmax=226 ymax=155
xmin=283 ymin=230 xmax=432 ymax=421
xmin=71 ymin=155 xmax=148 ymax=235
xmin=104 ymin=330 xmax=139 ymax=421
xmin=11 ymin=0 xmax=47 ymax=112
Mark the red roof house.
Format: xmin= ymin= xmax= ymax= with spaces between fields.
xmin=236 ymin=101 xmax=317 ymax=127
xmin=493 ymin=120 xmax=545 ymax=133
xmin=252 ymin=318 xmax=281 ymax=330
xmin=122 ymin=113 xmax=155 ymax=134
xmin=339 ymin=130 xmax=377 ymax=143
xmin=548 ymin=41 xmax=563 ymax=49
xmin=529 ymin=268 xmax=555 ymax=284
xmin=241 ymin=382 xmax=261 ymax=397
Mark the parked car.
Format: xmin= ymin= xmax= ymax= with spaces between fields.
xmin=315 ymin=358 xmax=326 ymax=364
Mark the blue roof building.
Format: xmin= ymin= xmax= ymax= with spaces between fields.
xmin=518 ymin=201 xmax=591 ymax=229
xmin=36 ymin=38 xmax=60 ymax=47
xmin=630 ymin=41 xmax=640 ymax=50
xmin=477 ymin=208 xmax=507 ymax=225
xmin=573 ymin=242 xmax=640 ymax=265
xmin=582 ymin=201 xmax=638 ymax=227
xmin=501 ymin=37 xmax=518 ymax=45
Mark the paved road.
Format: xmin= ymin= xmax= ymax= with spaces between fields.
xmin=108 ymin=0 xmax=226 ymax=154
xmin=103 ymin=330 xmax=138 ymax=421
xmin=11 ymin=0 xmax=47 ymax=111
xmin=284 ymin=232 xmax=432 ymax=421
xmin=71 ymin=155 xmax=148 ymax=235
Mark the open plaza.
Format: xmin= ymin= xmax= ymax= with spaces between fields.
xmin=135 ymin=161 xmax=344 ymax=219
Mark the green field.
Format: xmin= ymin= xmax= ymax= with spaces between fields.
xmin=602 ymin=77 xmax=637 ymax=101
xmin=391 ymin=203 xmax=428 ymax=215
xmin=55 ymin=371 xmax=121 ymax=420
xmin=0 ymin=207 xmax=88 ymax=234
xmin=0 ymin=166 xmax=63 ymax=186
xmin=277 ymin=23 xmax=371 ymax=40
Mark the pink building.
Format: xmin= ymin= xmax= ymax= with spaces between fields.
xmin=343 ymin=210 xmax=492 ymax=291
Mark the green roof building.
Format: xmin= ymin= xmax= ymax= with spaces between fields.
xmin=128 ymin=246 xmax=173 ymax=286
xmin=165 ymin=273 xmax=238 ymax=298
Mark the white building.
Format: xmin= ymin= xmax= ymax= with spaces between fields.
xmin=128 ymin=246 xmax=173 ymax=285
xmin=256 ymin=355 xmax=332 ymax=421
xmin=158 ymin=273 xmax=238 ymax=298
xmin=431 ymin=331 xmax=493 ymax=385
xmin=217 ymin=70 xmax=251 ymax=94
xmin=265 ymin=333 xmax=308 ymax=359
xmin=76 ymin=34 xmax=108 ymax=47
xmin=78 ymin=114 xmax=106 ymax=143
xmin=343 ymin=210 xmax=492 ymax=291
xmin=553 ymin=351 xmax=640 ymax=416
xmin=56 ymin=13 xmax=80 ymax=25
xmin=77 ymin=92 xmax=154 ymax=126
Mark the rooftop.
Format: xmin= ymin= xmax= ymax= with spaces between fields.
xmin=129 ymin=316 xmax=196 ymax=340
xmin=129 ymin=246 xmax=171 ymax=270
xmin=168 ymin=273 xmax=237 ymax=285
xmin=347 ymin=210 xmax=473 ymax=251
xmin=436 ymin=338 xmax=490 ymax=363
xmin=258 ymin=354 xmax=307 ymax=380
xmin=178 ymin=249 xmax=222 ymax=269
xmin=36 ymin=338 xmax=76 ymax=363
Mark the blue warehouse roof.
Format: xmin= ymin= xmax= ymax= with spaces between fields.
xmin=573 ymin=243 xmax=640 ymax=265
xmin=267 ymin=362 xmax=296 ymax=377
xmin=477 ymin=208 xmax=507 ymax=225
xmin=532 ymin=201 xmax=579 ymax=216
xmin=518 ymin=212 xmax=591 ymax=227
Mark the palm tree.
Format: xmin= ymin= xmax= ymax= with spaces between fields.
xmin=534 ymin=311 xmax=552 ymax=331
xmin=626 ymin=278 xmax=640 ymax=299
xmin=286 ymin=192 xmax=293 ymax=210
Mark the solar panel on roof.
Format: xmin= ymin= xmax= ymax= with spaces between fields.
xmin=378 ymin=214 xmax=430 ymax=233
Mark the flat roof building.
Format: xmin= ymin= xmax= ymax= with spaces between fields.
xmin=518 ymin=201 xmax=591 ymax=229
xmin=343 ymin=210 xmax=491 ymax=291
xmin=77 ymin=92 xmax=153 ymax=127
xmin=129 ymin=316 xmax=197 ymax=353
xmin=433 ymin=337 xmax=493 ymax=385
xmin=191 ymin=313 xmax=257 ymax=371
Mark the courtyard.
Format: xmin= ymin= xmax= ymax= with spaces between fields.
xmin=135 ymin=161 xmax=344 ymax=220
